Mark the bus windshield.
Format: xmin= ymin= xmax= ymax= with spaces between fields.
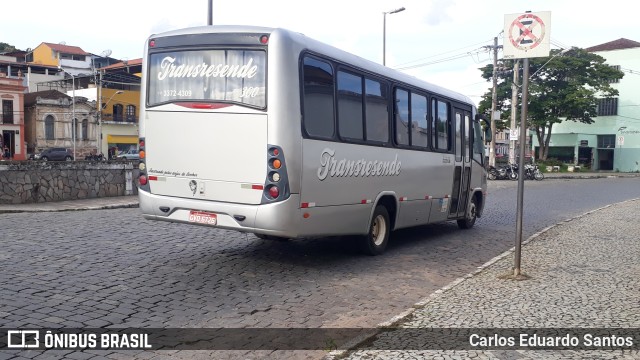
xmin=147 ymin=49 xmax=266 ymax=108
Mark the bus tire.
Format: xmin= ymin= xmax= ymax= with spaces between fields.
xmin=457 ymin=196 xmax=477 ymax=229
xmin=255 ymin=234 xmax=289 ymax=241
xmin=361 ymin=205 xmax=390 ymax=256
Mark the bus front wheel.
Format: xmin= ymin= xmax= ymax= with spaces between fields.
xmin=457 ymin=196 xmax=478 ymax=229
xmin=361 ymin=205 xmax=390 ymax=256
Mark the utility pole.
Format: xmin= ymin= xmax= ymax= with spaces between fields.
xmin=509 ymin=59 xmax=520 ymax=165
xmin=488 ymin=36 xmax=500 ymax=167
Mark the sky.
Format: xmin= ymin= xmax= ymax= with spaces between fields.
xmin=3 ymin=0 xmax=639 ymax=105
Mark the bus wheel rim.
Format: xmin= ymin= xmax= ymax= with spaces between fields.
xmin=372 ymin=215 xmax=386 ymax=246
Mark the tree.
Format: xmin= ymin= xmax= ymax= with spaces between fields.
xmin=478 ymin=48 xmax=624 ymax=160
xmin=0 ymin=42 xmax=17 ymax=53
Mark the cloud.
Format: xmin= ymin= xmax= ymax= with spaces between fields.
xmin=423 ymin=0 xmax=454 ymax=26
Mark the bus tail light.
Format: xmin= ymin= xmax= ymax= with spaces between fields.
xmin=138 ymin=137 xmax=150 ymax=190
xmin=262 ymin=145 xmax=290 ymax=204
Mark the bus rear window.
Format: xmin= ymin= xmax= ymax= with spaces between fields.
xmin=148 ymin=49 xmax=266 ymax=108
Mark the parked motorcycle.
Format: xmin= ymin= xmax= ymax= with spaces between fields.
xmin=85 ymin=153 xmax=105 ymax=161
xmin=524 ymin=163 xmax=544 ymax=180
xmin=487 ymin=163 xmax=518 ymax=180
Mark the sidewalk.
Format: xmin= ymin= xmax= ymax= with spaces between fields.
xmin=329 ymin=198 xmax=640 ymax=359
xmin=0 ymin=195 xmax=138 ymax=213
xmin=542 ymin=171 xmax=640 ymax=179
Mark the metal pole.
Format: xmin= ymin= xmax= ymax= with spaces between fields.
xmin=382 ymin=7 xmax=405 ymax=66
xmin=509 ymin=60 xmax=519 ymax=165
xmin=98 ymin=71 xmax=103 ymax=156
xmin=383 ymin=12 xmax=387 ymax=66
xmin=72 ymin=75 xmax=76 ymax=161
xmin=207 ymin=0 xmax=212 ymax=25
xmin=514 ymin=57 xmax=529 ymax=277
xmin=489 ymin=36 xmax=498 ymax=167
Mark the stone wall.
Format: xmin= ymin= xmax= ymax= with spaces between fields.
xmin=0 ymin=161 xmax=139 ymax=204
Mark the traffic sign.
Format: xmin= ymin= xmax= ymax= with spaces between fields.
xmin=503 ymin=11 xmax=551 ymax=59
xmin=618 ymin=136 xmax=624 ymax=146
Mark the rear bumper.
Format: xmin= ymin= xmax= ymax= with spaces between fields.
xmin=139 ymin=189 xmax=303 ymax=237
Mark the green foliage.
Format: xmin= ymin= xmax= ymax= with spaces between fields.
xmin=0 ymin=42 xmax=17 ymax=53
xmin=479 ymin=48 xmax=624 ymax=160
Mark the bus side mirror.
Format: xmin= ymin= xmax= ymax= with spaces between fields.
xmin=475 ymin=113 xmax=486 ymax=121
xmin=484 ymin=126 xmax=492 ymax=143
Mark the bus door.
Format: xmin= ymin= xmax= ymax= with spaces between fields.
xmin=449 ymin=109 xmax=472 ymax=219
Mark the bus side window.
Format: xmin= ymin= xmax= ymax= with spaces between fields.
xmin=337 ymin=71 xmax=364 ymax=141
xmin=411 ymin=93 xmax=428 ymax=148
xmin=365 ymin=78 xmax=389 ymax=143
xmin=302 ymin=56 xmax=335 ymax=139
xmin=432 ymin=99 xmax=450 ymax=151
xmin=394 ymin=89 xmax=409 ymax=146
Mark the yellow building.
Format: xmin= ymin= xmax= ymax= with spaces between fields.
xmin=98 ymin=59 xmax=142 ymax=158
xmin=29 ymin=43 xmax=92 ymax=75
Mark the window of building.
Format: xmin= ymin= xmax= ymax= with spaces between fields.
xmin=337 ymin=71 xmax=364 ymax=140
xmin=126 ymin=105 xmax=136 ymax=122
xmin=609 ymin=65 xmax=620 ymax=83
xmin=597 ymin=98 xmax=618 ymax=116
xmin=302 ymin=56 xmax=335 ymax=139
xmin=45 ymin=115 xmax=55 ymax=140
xmin=2 ymin=100 xmax=13 ymax=124
xmin=82 ymin=119 xmax=88 ymax=140
xmin=597 ymin=135 xmax=616 ymax=148
xmin=113 ymin=104 xmax=124 ymax=121
xmin=72 ymin=118 xmax=77 ymax=140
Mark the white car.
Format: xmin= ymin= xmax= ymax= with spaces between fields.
xmin=117 ymin=149 xmax=140 ymax=160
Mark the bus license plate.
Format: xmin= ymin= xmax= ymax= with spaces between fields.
xmin=188 ymin=211 xmax=217 ymax=225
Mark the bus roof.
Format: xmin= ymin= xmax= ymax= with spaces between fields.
xmin=148 ymin=25 xmax=476 ymax=107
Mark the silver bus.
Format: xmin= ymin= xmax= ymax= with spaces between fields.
xmin=138 ymin=25 xmax=487 ymax=255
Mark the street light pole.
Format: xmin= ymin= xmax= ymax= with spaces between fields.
xmin=71 ymin=74 xmax=76 ymax=161
xmin=383 ymin=7 xmax=405 ymax=66
xmin=98 ymin=71 xmax=102 ymax=156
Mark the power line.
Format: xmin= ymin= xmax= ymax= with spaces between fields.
xmin=621 ymin=67 xmax=640 ymax=76
xmin=394 ymin=47 xmax=488 ymax=70
xmin=393 ymin=38 xmax=495 ymax=68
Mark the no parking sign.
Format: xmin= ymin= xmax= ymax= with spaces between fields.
xmin=503 ymin=11 xmax=551 ymax=59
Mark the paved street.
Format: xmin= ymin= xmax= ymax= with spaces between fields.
xmin=0 ymin=177 xmax=639 ymax=359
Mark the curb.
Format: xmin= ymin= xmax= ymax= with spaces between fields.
xmin=324 ymin=197 xmax=640 ymax=359
xmin=0 ymin=202 xmax=139 ymax=214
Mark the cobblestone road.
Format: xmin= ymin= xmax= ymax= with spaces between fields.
xmin=1 ymin=177 xmax=639 ymax=359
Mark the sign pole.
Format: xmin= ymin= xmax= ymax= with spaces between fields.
xmin=503 ymin=10 xmax=550 ymax=279
xmin=514 ymin=57 xmax=529 ymax=277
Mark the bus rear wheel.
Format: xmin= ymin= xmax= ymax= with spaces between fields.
xmin=361 ymin=205 xmax=390 ymax=256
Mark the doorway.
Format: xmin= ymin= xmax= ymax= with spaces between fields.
xmin=578 ymin=147 xmax=593 ymax=169
xmin=597 ymin=149 xmax=614 ymax=170
xmin=2 ymin=131 xmax=15 ymax=158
